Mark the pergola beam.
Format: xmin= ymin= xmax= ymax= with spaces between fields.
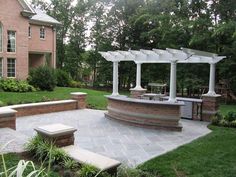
xmin=99 ymin=48 xmax=226 ymax=99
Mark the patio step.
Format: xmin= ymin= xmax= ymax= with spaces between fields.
xmin=62 ymin=145 xmax=121 ymax=175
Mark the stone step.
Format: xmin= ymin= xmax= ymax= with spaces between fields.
xmin=62 ymin=145 xmax=121 ymax=174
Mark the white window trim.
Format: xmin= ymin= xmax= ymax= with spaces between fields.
xmin=0 ymin=58 xmax=3 ymax=77
xmin=0 ymin=22 xmax=3 ymax=53
xmin=40 ymin=26 xmax=46 ymax=40
xmin=7 ymin=30 xmax=16 ymax=54
xmin=7 ymin=58 xmax=16 ymax=78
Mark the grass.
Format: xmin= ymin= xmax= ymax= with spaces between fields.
xmin=0 ymin=87 xmax=111 ymax=110
xmin=138 ymin=126 xmax=236 ymax=177
xmin=219 ymin=104 xmax=236 ymax=115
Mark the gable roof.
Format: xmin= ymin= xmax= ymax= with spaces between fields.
xmin=30 ymin=9 xmax=61 ymax=26
xmin=18 ymin=0 xmax=35 ymax=15
xmin=18 ymin=0 xmax=61 ymax=26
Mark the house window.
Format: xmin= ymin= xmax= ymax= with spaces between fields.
xmin=0 ymin=58 xmax=2 ymax=77
xmin=40 ymin=27 xmax=45 ymax=39
xmin=7 ymin=31 xmax=16 ymax=52
xmin=7 ymin=58 xmax=16 ymax=77
xmin=0 ymin=23 xmax=2 ymax=52
xmin=28 ymin=26 xmax=31 ymax=38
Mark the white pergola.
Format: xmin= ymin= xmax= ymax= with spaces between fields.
xmin=99 ymin=48 xmax=226 ymax=102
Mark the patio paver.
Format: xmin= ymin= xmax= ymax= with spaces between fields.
xmin=2 ymin=109 xmax=211 ymax=166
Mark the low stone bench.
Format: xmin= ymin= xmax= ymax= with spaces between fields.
xmin=35 ymin=123 xmax=77 ymax=147
xmin=62 ymin=145 xmax=121 ymax=176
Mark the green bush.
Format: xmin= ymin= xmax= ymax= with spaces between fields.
xmin=211 ymin=112 xmax=223 ymax=125
xmin=0 ymin=79 xmax=35 ymax=92
xmin=55 ymin=69 xmax=71 ymax=87
xmin=28 ymin=66 xmax=57 ymax=91
xmin=118 ymin=166 xmax=155 ymax=177
xmin=69 ymin=80 xmax=86 ymax=88
xmin=225 ymin=111 xmax=236 ymax=122
xmin=76 ymin=164 xmax=99 ymax=177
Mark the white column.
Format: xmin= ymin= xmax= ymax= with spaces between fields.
xmin=207 ymin=63 xmax=216 ymax=95
xmin=168 ymin=61 xmax=177 ymax=102
xmin=134 ymin=63 xmax=143 ymax=90
xmin=112 ymin=61 xmax=119 ymax=96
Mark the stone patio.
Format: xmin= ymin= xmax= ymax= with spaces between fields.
xmin=0 ymin=109 xmax=211 ymax=166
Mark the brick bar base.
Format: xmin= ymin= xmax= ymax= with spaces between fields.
xmin=130 ymin=88 xmax=147 ymax=99
xmin=106 ymin=96 xmax=183 ymax=131
xmin=71 ymin=92 xmax=87 ymax=109
xmin=202 ymin=94 xmax=221 ymax=121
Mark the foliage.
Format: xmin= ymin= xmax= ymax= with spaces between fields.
xmin=55 ymin=69 xmax=71 ymax=87
xmin=25 ymin=135 xmax=69 ymax=166
xmin=28 ymin=66 xmax=57 ymax=91
xmin=0 ymin=79 xmax=36 ymax=92
xmin=76 ymin=164 xmax=99 ymax=177
xmin=138 ymin=126 xmax=236 ymax=177
xmin=212 ymin=111 xmax=236 ymax=128
xmin=62 ymin=158 xmax=78 ymax=170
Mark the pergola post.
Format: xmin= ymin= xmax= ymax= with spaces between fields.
xmin=112 ymin=61 xmax=119 ymax=96
xmin=130 ymin=62 xmax=147 ymax=98
xmin=134 ymin=63 xmax=143 ymax=90
xmin=207 ymin=63 xmax=216 ymax=96
xmin=168 ymin=61 xmax=177 ymax=102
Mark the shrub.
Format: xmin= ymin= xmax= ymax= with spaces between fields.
xmin=211 ymin=112 xmax=223 ymax=125
xmin=230 ymin=120 xmax=236 ymax=128
xmin=69 ymin=80 xmax=86 ymax=88
xmin=76 ymin=164 xmax=99 ymax=177
xmin=55 ymin=69 xmax=71 ymax=87
xmin=219 ymin=119 xmax=229 ymax=127
xmin=0 ymin=78 xmax=35 ymax=92
xmin=62 ymin=158 xmax=78 ymax=170
xmin=224 ymin=111 xmax=236 ymax=122
xmin=28 ymin=66 xmax=57 ymax=91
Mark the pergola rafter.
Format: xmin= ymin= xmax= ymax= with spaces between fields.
xmin=99 ymin=48 xmax=226 ymax=102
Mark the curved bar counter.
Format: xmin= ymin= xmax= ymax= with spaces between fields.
xmin=105 ymin=95 xmax=185 ymax=131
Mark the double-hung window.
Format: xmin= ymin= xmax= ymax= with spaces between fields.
xmin=7 ymin=58 xmax=16 ymax=77
xmin=0 ymin=23 xmax=3 ymax=52
xmin=40 ymin=27 xmax=45 ymax=39
xmin=7 ymin=31 xmax=16 ymax=52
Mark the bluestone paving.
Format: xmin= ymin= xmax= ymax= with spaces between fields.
xmin=0 ymin=109 xmax=211 ymax=166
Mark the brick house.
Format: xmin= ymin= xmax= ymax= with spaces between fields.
xmin=0 ymin=0 xmax=61 ymax=80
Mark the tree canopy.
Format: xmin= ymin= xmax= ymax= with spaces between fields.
xmin=32 ymin=0 xmax=236 ymax=95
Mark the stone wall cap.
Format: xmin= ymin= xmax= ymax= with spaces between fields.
xmin=107 ymin=95 xmax=185 ymax=106
xmin=7 ymin=100 xmax=76 ymax=109
xmin=35 ymin=123 xmax=77 ymax=137
xmin=163 ymin=96 xmax=203 ymax=103
xmin=0 ymin=108 xmax=17 ymax=114
xmin=70 ymin=92 xmax=87 ymax=96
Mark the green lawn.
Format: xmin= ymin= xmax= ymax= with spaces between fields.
xmin=139 ymin=126 xmax=236 ymax=177
xmin=220 ymin=104 xmax=236 ymax=115
xmin=0 ymin=87 xmax=111 ymax=110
